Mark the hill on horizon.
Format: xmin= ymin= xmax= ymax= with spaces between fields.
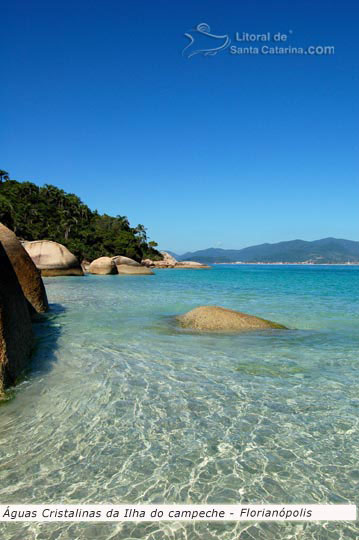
xmin=169 ymin=238 xmax=359 ymax=264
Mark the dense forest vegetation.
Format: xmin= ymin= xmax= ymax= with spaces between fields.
xmin=0 ymin=170 xmax=162 ymax=262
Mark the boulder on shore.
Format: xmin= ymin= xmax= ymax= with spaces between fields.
xmin=0 ymin=242 xmax=33 ymax=394
xmin=81 ymin=260 xmax=91 ymax=273
xmin=89 ymin=257 xmax=117 ymax=275
xmin=113 ymin=256 xmax=140 ymax=267
xmin=0 ymin=224 xmax=48 ymax=313
xmin=160 ymin=251 xmax=177 ymax=265
xmin=142 ymin=259 xmax=167 ymax=268
xmin=177 ymin=306 xmax=287 ymax=333
xmin=87 ymin=255 xmax=153 ymax=275
xmin=23 ymin=240 xmax=83 ymax=276
xmin=142 ymin=251 xmax=176 ymax=268
xmin=143 ymin=252 xmax=210 ymax=269
xmin=117 ymin=264 xmax=154 ymax=275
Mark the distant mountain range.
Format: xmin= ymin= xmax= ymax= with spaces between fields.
xmin=167 ymin=238 xmax=359 ymax=264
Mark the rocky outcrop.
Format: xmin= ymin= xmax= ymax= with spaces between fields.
xmin=113 ymin=256 xmax=140 ymax=267
xmin=117 ymin=264 xmax=154 ymax=275
xmin=177 ymin=306 xmax=287 ymax=333
xmin=174 ymin=261 xmax=211 ymax=269
xmin=142 ymin=251 xmax=176 ymax=268
xmin=161 ymin=251 xmax=177 ymax=265
xmin=81 ymin=260 xmax=91 ymax=273
xmin=86 ymin=254 xmax=154 ymax=275
xmin=23 ymin=240 xmax=83 ymax=276
xmin=89 ymin=257 xmax=117 ymax=275
xmin=160 ymin=251 xmax=177 ymax=268
xmin=143 ymin=251 xmax=210 ymax=269
xmin=87 ymin=255 xmax=153 ymax=275
xmin=0 ymin=242 xmax=33 ymax=393
xmin=0 ymin=224 xmax=48 ymax=313
xmin=142 ymin=259 xmax=168 ymax=268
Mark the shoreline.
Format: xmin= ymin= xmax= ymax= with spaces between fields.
xmin=211 ymin=262 xmax=359 ymax=266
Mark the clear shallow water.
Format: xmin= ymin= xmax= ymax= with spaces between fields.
xmin=0 ymin=265 xmax=359 ymax=539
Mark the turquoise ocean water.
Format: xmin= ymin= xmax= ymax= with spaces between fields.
xmin=0 ymin=265 xmax=358 ymax=539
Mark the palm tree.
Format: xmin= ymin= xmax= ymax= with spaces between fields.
xmin=116 ymin=215 xmax=130 ymax=229
xmin=135 ymin=224 xmax=147 ymax=242
xmin=0 ymin=170 xmax=10 ymax=184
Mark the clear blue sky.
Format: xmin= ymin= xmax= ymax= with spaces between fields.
xmin=1 ymin=0 xmax=358 ymax=253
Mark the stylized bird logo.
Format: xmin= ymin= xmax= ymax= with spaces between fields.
xmin=182 ymin=23 xmax=231 ymax=58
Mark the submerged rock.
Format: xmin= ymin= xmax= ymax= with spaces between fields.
xmin=0 ymin=224 xmax=48 ymax=313
xmin=89 ymin=257 xmax=117 ymax=275
xmin=117 ymin=264 xmax=154 ymax=275
xmin=0 ymin=242 xmax=33 ymax=394
xmin=23 ymin=240 xmax=83 ymax=277
xmin=177 ymin=306 xmax=287 ymax=332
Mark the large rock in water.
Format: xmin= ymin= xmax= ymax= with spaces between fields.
xmin=142 ymin=258 xmax=170 ymax=268
xmin=89 ymin=257 xmax=117 ymax=275
xmin=177 ymin=306 xmax=287 ymax=332
xmin=0 ymin=224 xmax=48 ymax=313
xmin=81 ymin=260 xmax=91 ymax=273
xmin=23 ymin=240 xmax=83 ymax=276
xmin=159 ymin=251 xmax=177 ymax=267
xmin=117 ymin=264 xmax=154 ymax=275
xmin=161 ymin=251 xmax=177 ymax=262
xmin=113 ymin=256 xmax=140 ymax=267
xmin=0 ymin=242 xmax=33 ymax=393
xmin=142 ymin=252 xmax=210 ymax=269
xmin=142 ymin=251 xmax=177 ymax=268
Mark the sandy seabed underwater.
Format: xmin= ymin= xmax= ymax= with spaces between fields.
xmin=1 ymin=264 xmax=358 ymax=539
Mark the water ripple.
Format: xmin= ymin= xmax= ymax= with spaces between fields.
xmin=0 ymin=267 xmax=358 ymax=539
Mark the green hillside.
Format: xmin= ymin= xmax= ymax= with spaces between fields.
xmin=0 ymin=172 xmax=162 ymax=262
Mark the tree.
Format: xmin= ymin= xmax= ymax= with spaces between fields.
xmin=0 ymin=195 xmax=14 ymax=228
xmin=116 ymin=215 xmax=130 ymax=229
xmin=0 ymin=170 xmax=10 ymax=184
xmin=0 ymin=175 xmax=163 ymax=262
xmin=134 ymin=224 xmax=147 ymax=243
